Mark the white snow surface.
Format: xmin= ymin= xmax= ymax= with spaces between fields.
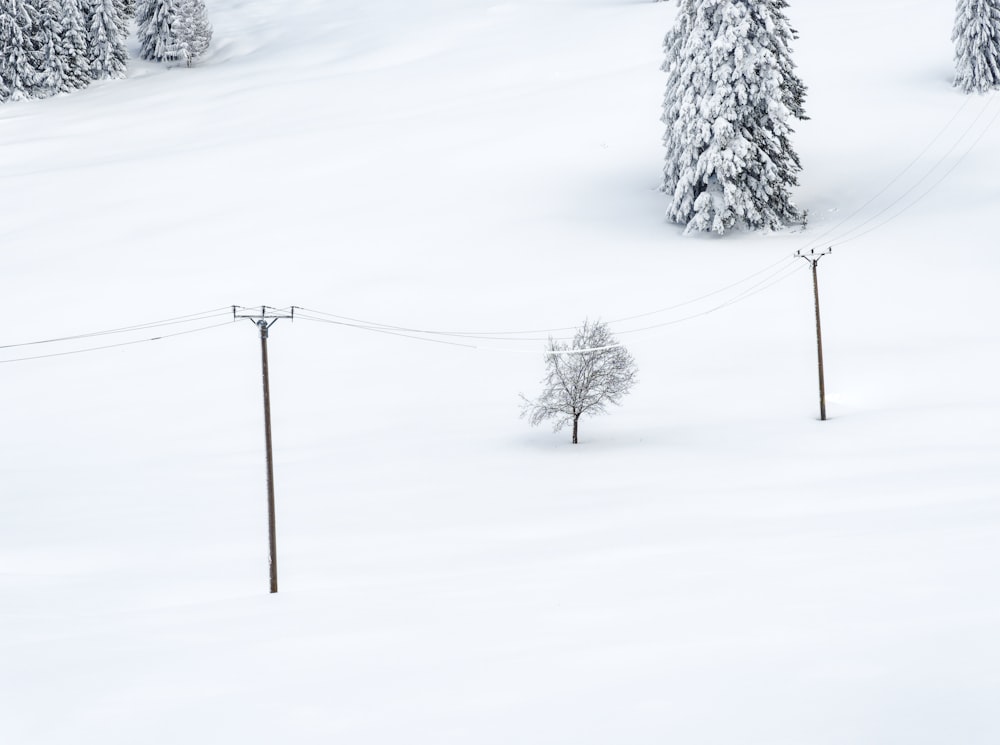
xmin=3 ymin=1 xmax=999 ymax=743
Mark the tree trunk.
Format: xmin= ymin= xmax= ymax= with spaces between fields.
xmin=572 ymin=414 xmax=579 ymax=444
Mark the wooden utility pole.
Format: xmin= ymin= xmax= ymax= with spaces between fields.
xmin=795 ymin=249 xmax=831 ymax=421
xmin=234 ymin=306 xmax=295 ymax=593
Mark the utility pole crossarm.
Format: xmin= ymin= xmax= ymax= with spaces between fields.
xmin=233 ymin=305 xmax=296 ymax=327
xmin=233 ymin=305 xmax=295 ymax=594
xmin=794 ymin=248 xmax=832 ymax=264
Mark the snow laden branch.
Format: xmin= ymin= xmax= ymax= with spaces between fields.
xmin=520 ymin=320 xmax=638 ymax=445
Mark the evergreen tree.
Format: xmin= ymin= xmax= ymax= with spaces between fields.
xmin=953 ymin=0 xmax=1000 ymax=93
xmin=0 ymin=0 xmax=39 ymax=102
xmin=56 ymin=0 xmax=91 ymax=91
xmin=171 ymin=0 xmax=210 ymax=65
xmin=136 ymin=0 xmax=174 ymax=61
xmin=30 ymin=0 xmax=93 ymax=96
xmin=662 ymin=0 xmax=807 ymax=234
xmin=29 ymin=0 xmax=63 ymax=97
xmin=137 ymin=0 xmax=210 ymax=65
xmin=86 ymin=0 xmax=127 ymax=80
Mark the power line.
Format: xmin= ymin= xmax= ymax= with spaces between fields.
xmin=833 ymin=98 xmax=1000 ymax=247
xmin=819 ymin=94 xmax=999 ymax=249
xmin=296 ymin=261 xmax=806 ymax=355
xmin=3 ymin=94 xmax=993 ymax=365
xmin=793 ymin=94 xmax=997 ymax=254
xmin=609 ymin=255 xmax=800 ymax=324
xmin=0 ymin=307 xmax=233 ymax=351
xmin=0 ymin=320 xmax=233 ymax=364
xmin=794 ymin=95 xmax=979 ymax=254
xmin=293 ymin=311 xmax=479 ymax=349
xmin=292 ymin=91 xmax=994 ymax=347
xmin=294 ymin=256 xmax=801 ymax=343
xmin=0 ymin=257 xmax=804 ymax=366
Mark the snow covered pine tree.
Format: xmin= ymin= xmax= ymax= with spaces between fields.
xmin=54 ymin=0 xmax=92 ymax=92
xmin=521 ymin=320 xmax=638 ymax=445
xmin=137 ymin=0 xmax=211 ymax=66
xmin=30 ymin=0 xmax=91 ymax=96
xmin=662 ymin=0 xmax=807 ymax=234
xmin=0 ymin=0 xmax=39 ymax=102
xmin=136 ymin=0 xmax=172 ymax=60
xmin=171 ymin=0 xmax=211 ymax=66
xmin=42 ymin=0 xmax=93 ymax=92
xmin=953 ymin=0 xmax=1000 ymax=93
xmin=86 ymin=0 xmax=128 ymax=80
xmin=29 ymin=0 xmax=64 ymax=97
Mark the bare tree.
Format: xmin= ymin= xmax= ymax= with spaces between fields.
xmin=521 ymin=319 xmax=638 ymax=444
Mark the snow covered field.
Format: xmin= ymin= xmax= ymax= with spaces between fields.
xmin=3 ymin=1 xmax=999 ymax=742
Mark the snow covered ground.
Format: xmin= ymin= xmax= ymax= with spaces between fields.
xmin=3 ymin=1 xmax=999 ymax=743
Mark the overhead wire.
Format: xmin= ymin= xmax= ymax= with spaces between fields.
xmin=294 ymin=253 xmax=802 ymax=343
xmin=813 ymin=93 xmax=999 ymax=249
xmin=0 ymin=320 xmax=234 ymax=365
xmin=193 ymin=98 xmax=1000 ymax=354
xmin=794 ymin=94 xmax=978 ymax=254
xmin=0 ymin=307 xmax=234 ymax=350
xmin=295 ymin=260 xmax=807 ymax=354
xmin=292 ymin=311 xmax=479 ymax=349
xmin=290 ymin=93 xmax=994 ymax=350
xmin=3 ymin=87 xmax=994 ymax=364
xmin=832 ymin=95 xmax=1000 ymax=247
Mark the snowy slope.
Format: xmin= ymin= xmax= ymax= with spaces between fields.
xmin=2 ymin=1 xmax=999 ymax=743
